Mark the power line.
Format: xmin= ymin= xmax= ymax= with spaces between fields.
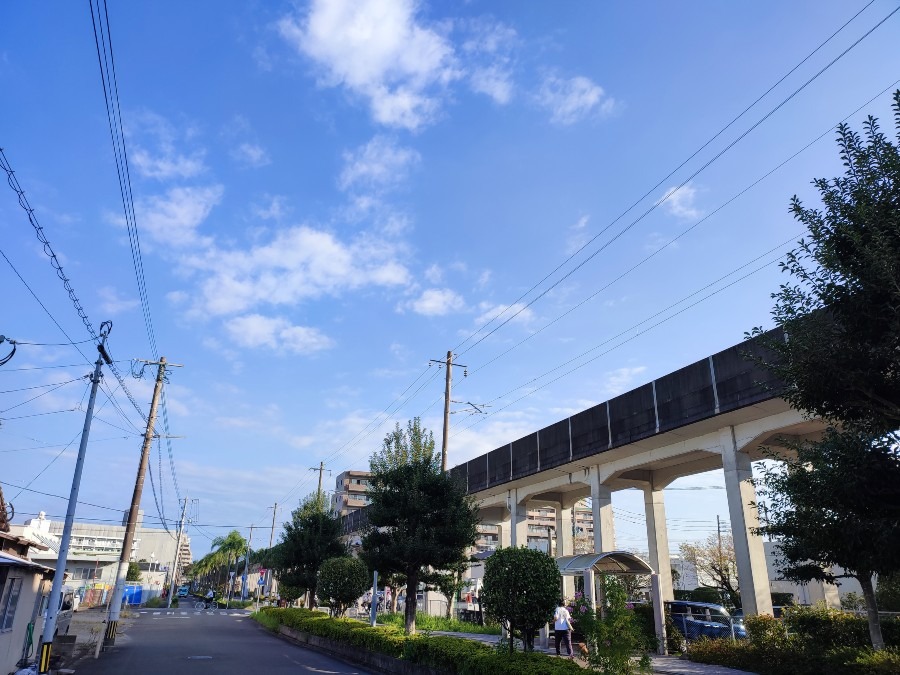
xmin=88 ymin=0 xmax=182 ymax=511
xmin=0 ymin=436 xmax=132 ymax=453
xmin=0 ymin=377 xmax=85 ymax=414
xmin=450 ymin=241 xmax=795 ymax=442
xmin=0 ymin=360 xmax=131 ymax=373
xmin=451 ymin=3 xmax=898 ymax=359
xmin=467 ymin=77 xmax=900 ymax=379
xmin=0 ymin=150 xmax=148 ymax=425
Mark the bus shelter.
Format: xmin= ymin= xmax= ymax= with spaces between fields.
xmin=552 ymin=551 xmax=667 ymax=655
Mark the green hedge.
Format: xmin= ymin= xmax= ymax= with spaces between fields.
xmin=254 ymin=607 xmax=582 ymax=674
xmin=783 ymin=605 xmax=900 ymax=649
xmin=685 ymin=608 xmax=900 ymax=675
xmin=380 ymin=611 xmax=501 ymax=635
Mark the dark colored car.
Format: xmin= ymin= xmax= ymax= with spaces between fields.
xmin=665 ymin=600 xmax=747 ymax=641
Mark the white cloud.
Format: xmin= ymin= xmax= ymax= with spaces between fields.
xmin=183 ymin=226 xmax=410 ymax=316
xmin=424 ymin=264 xmax=443 ymax=284
xmin=135 ymin=185 xmax=224 ymax=248
xmin=537 ymin=74 xmax=615 ymax=125
xmin=253 ymin=195 xmax=288 ymax=221
xmin=97 ymin=286 xmax=139 ymax=314
xmin=566 ymin=214 xmax=591 ymax=254
xmin=401 ymin=288 xmax=465 ymax=316
xmin=231 ymin=142 xmax=271 ymax=168
xmin=128 ymin=111 xmax=206 ymax=180
xmin=470 ymin=65 xmax=513 ymax=105
xmin=339 ymin=136 xmax=420 ymax=192
xmin=225 ymin=314 xmax=334 ymax=354
xmin=660 ymin=183 xmax=702 ymax=220
xmin=279 ymin=0 xmax=458 ymax=131
xmin=601 ymin=366 xmax=647 ymax=398
xmin=460 ymin=19 xmax=517 ymax=104
xmin=475 ymin=301 xmax=534 ymax=326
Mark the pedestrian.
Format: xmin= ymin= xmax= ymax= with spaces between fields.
xmin=553 ymin=598 xmax=574 ymax=658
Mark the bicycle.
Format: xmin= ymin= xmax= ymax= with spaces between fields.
xmin=194 ymin=600 xmax=215 ymax=610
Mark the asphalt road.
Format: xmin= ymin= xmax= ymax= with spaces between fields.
xmin=74 ymin=608 xmax=374 ymax=674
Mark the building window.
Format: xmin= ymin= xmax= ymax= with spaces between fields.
xmin=0 ymin=576 xmax=23 ymax=632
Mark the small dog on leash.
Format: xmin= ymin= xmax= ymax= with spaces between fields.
xmin=576 ymin=642 xmax=589 ymax=657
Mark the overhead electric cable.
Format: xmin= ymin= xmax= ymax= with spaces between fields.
xmin=468 ymin=78 xmax=900 ymax=377
xmin=88 ymin=0 xmax=182 ymax=508
xmin=450 ymin=241 xmax=797 ymax=441
xmin=451 ymin=3 xmax=897 ymax=358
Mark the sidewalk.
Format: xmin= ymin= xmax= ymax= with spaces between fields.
xmin=58 ymin=605 xmax=136 ymax=670
xmin=429 ymin=632 xmax=756 ymax=674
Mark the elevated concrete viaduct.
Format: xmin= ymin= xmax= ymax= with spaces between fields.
xmin=344 ymin=330 xmax=825 ymax=618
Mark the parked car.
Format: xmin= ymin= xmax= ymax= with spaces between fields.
xmin=665 ymin=600 xmax=746 ymax=641
xmin=177 ymin=585 xmax=190 ymax=598
xmin=731 ymin=605 xmax=787 ymax=627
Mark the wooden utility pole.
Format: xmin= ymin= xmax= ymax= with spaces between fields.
xmin=266 ymin=503 xmax=278 ymax=600
xmin=105 ymin=356 xmax=179 ymax=647
xmin=310 ymin=461 xmax=329 ymax=500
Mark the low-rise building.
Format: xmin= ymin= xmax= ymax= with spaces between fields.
xmin=0 ymin=531 xmax=53 ymax=674
xmin=331 ymin=471 xmax=372 ymax=517
xmin=9 ymin=511 xmax=193 ymax=604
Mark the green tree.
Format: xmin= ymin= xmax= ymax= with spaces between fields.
xmin=126 ymin=561 xmax=142 ymax=582
xmin=361 ymin=417 xmax=478 ymax=635
xmin=751 ymin=92 xmax=900 ymax=434
xmin=317 ymin=557 xmax=370 ymax=617
xmin=876 ymin=573 xmax=900 ymax=612
xmin=279 ymin=492 xmax=346 ymax=607
xmin=580 ymin=575 xmax=652 ymax=674
xmin=481 ymin=547 xmax=560 ymax=653
xmin=757 ymin=428 xmax=900 ymax=649
xmin=210 ymin=529 xmax=248 ymax=602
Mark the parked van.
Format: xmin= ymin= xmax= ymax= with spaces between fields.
xmin=44 ymin=585 xmax=75 ymax=637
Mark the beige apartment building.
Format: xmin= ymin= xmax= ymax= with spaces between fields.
xmin=332 ymin=470 xmax=595 ymax=552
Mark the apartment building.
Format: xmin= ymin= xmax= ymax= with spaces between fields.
xmin=331 ymin=470 xmax=373 ymax=517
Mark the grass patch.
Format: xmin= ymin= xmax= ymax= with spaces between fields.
xmin=380 ymin=612 xmax=501 ymax=635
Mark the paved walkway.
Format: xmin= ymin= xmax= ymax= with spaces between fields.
xmin=429 ymin=632 xmax=756 ymax=674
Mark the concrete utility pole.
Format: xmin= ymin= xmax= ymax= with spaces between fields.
xmin=310 ymin=461 xmax=327 ymax=499
xmin=429 ymin=351 xmax=469 ymax=471
xmin=241 ymin=525 xmax=253 ymax=600
xmin=166 ymin=496 xmax=189 ymax=608
xmin=38 ymin=331 xmax=111 ymax=674
xmin=266 ymin=503 xmax=278 ymax=600
xmin=105 ymin=356 xmax=175 ymax=648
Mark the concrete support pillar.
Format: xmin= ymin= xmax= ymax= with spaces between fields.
xmin=557 ymin=505 xmax=575 ymax=600
xmin=498 ymin=520 xmax=511 ymax=549
xmin=650 ymin=574 xmax=668 ymax=655
xmin=582 ymin=569 xmax=596 ymax=611
xmin=643 ymin=485 xmax=674 ymax=602
xmin=556 ymin=505 xmax=574 ymax=557
xmin=589 ymin=469 xmax=615 ymax=552
xmin=721 ymin=426 xmax=773 ymax=616
xmin=508 ymin=490 xmax=529 ymax=548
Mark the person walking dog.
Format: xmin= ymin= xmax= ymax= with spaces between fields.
xmin=554 ymin=598 xmax=574 ymax=657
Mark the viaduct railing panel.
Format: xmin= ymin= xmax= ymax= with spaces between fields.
xmin=538 ymin=419 xmax=571 ymax=471
xmin=488 ymin=446 xmax=511 ymax=487
xmin=713 ymin=328 xmax=784 ymax=412
xmin=571 ymin=402 xmax=610 ymax=460
xmin=467 ymin=455 xmax=488 ymax=493
xmin=511 ymin=433 xmax=539 ymax=480
xmin=656 ymin=359 xmax=717 ymax=433
xmin=609 ymin=383 xmax=658 ymax=446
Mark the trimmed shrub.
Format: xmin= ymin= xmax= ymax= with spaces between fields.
xmin=317 ymin=556 xmax=369 ymax=617
xmin=255 ymin=607 xmax=583 ymax=674
xmin=380 ymin=611 xmax=501 ymax=635
xmin=784 ymin=605 xmax=900 ymax=649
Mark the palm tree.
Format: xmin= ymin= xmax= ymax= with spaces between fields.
xmin=210 ymin=530 xmax=248 ymax=606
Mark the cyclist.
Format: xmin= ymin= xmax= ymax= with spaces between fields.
xmin=204 ymin=589 xmax=215 ymax=609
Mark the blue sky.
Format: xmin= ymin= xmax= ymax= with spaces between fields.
xmin=2 ymin=1 xmax=899 ymax=557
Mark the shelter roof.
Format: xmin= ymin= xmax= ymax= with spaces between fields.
xmin=555 ymin=551 xmax=653 ymax=575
